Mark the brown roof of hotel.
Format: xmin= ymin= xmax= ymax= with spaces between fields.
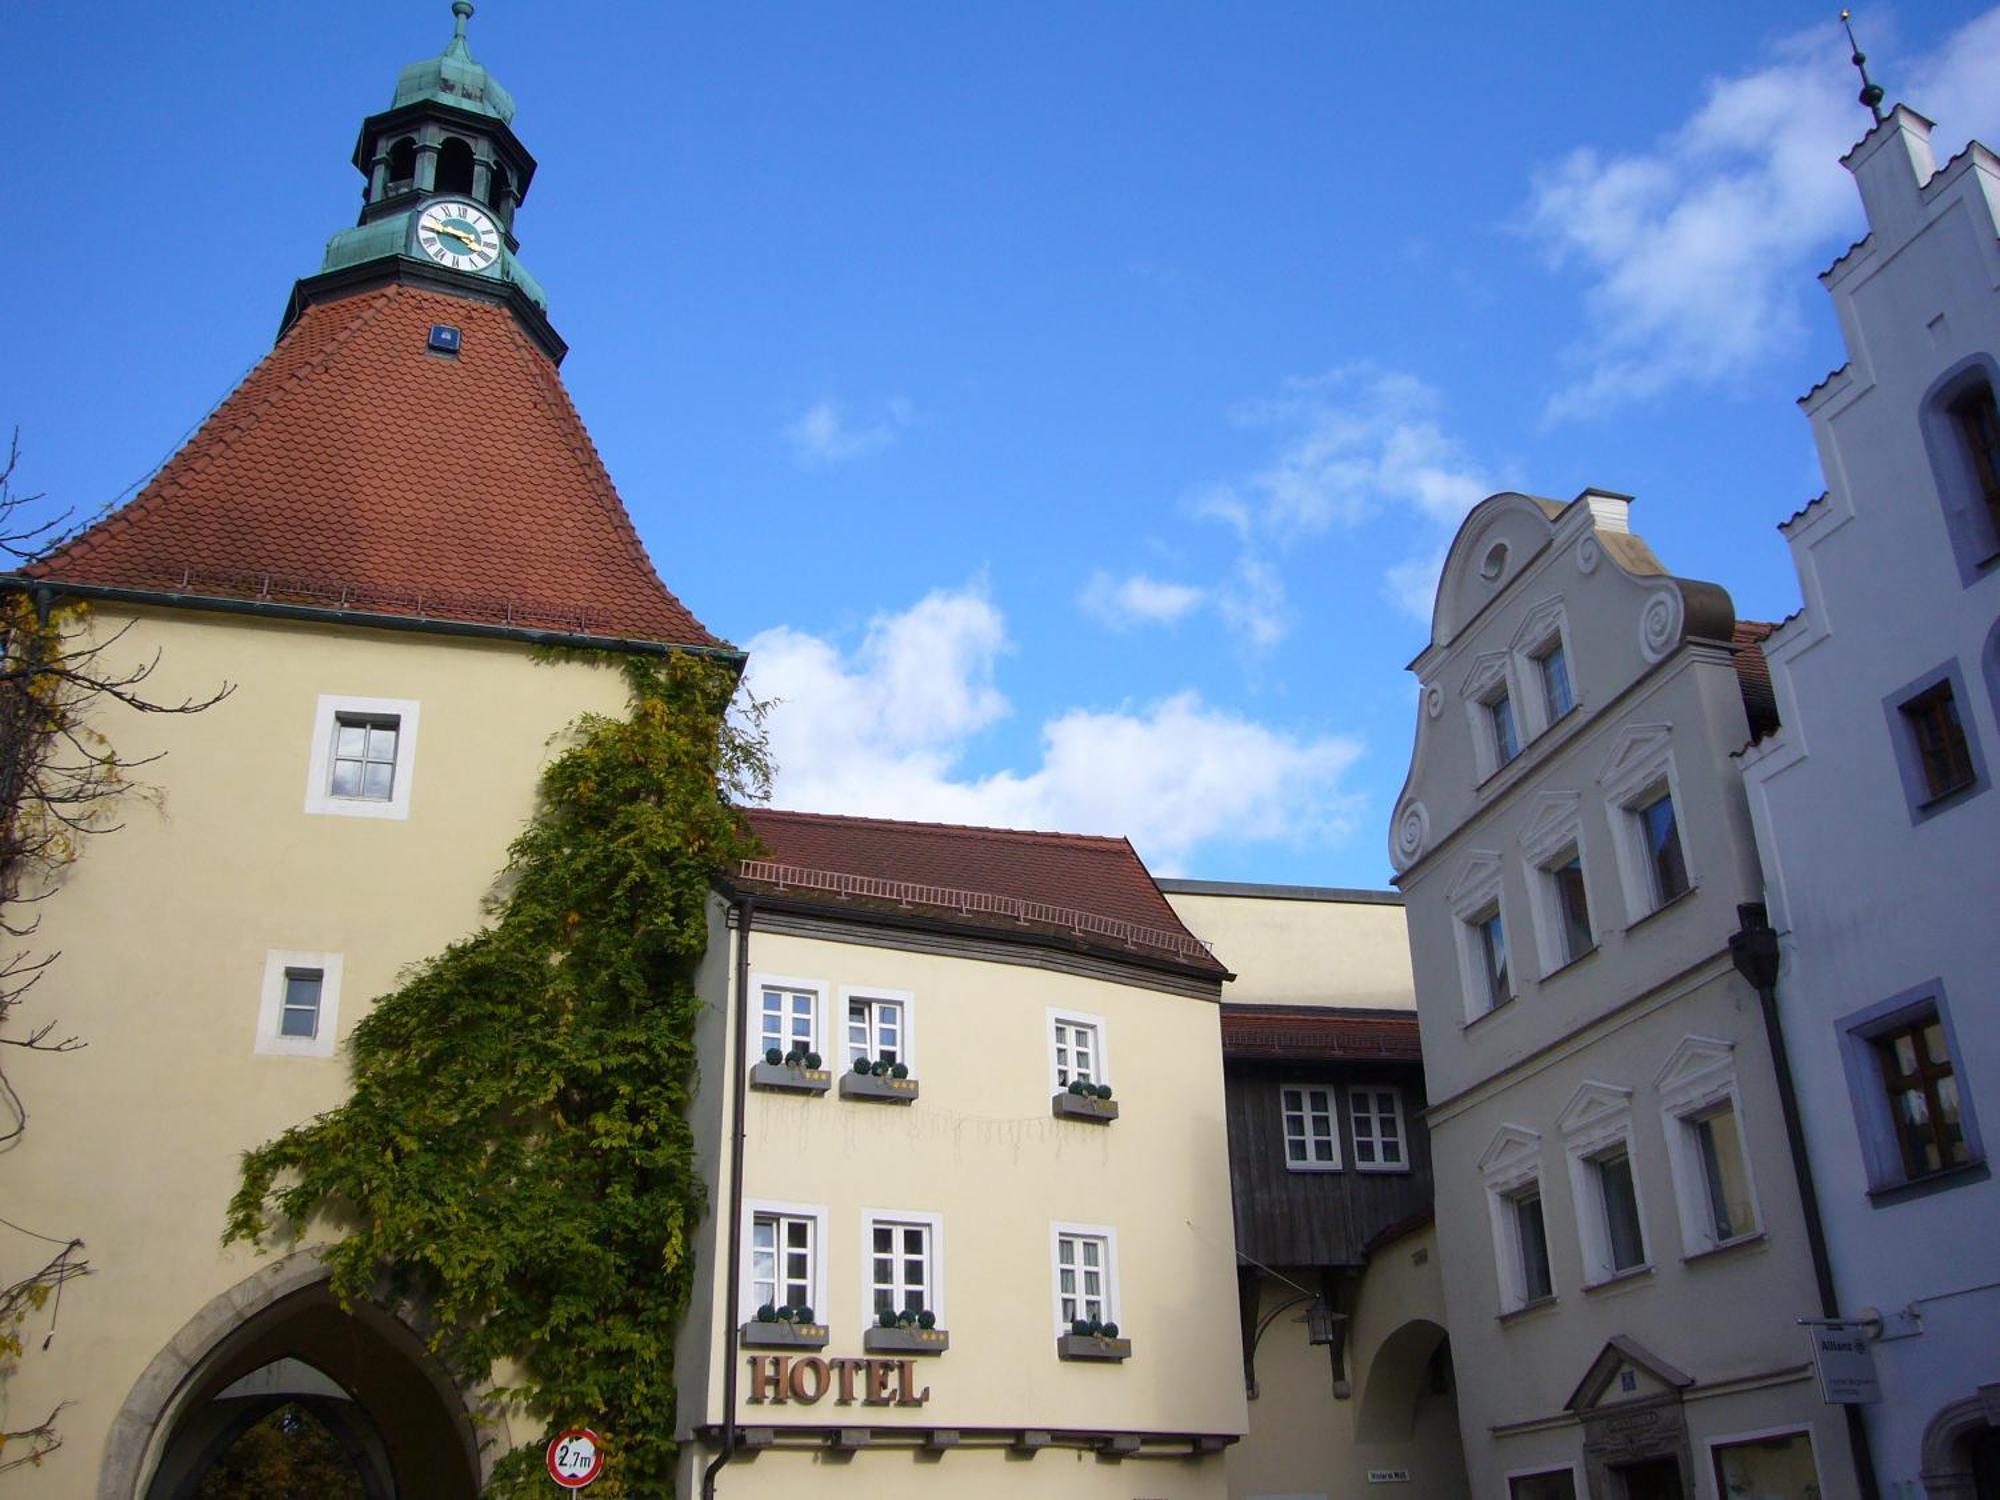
xmin=27 ymin=285 xmax=722 ymax=649
xmin=1732 ymin=620 xmax=1781 ymax=743
xmin=1219 ymin=1004 xmax=1423 ymax=1062
xmin=734 ymin=808 xmax=1226 ymax=975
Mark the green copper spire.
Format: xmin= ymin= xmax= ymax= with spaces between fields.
xmin=391 ymin=2 xmax=516 ymax=124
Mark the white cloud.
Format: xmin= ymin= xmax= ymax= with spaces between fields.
xmin=1527 ymin=8 xmax=2000 ymax=420
xmin=1078 ymin=570 xmax=1206 ymax=630
xmin=745 ymin=585 xmax=1363 ymax=873
xmin=783 ymin=396 xmax=914 ymax=464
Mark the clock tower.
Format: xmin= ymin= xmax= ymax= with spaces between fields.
xmin=287 ymin=0 xmax=563 ymax=359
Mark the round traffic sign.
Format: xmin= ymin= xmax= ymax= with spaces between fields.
xmin=546 ymin=1428 xmax=604 ymax=1489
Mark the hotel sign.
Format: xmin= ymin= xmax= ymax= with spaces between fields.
xmin=745 ymin=1355 xmax=931 ymax=1407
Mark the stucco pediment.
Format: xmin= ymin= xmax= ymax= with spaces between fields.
xmin=1518 ymin=791 xmax=1583 ymax=863
xmin=1556 ymin=1080 xmax=1634 ymax=1137
xmin=1510 ymin=595 xmax=1567 ymax=652
xmin=1596 ymin=723 xmax=1673 ymax=796
xmin=1654 ymin=1036 xmax=1736 ymax=1098
xmin=1566 ymin=1336 xmax=1693 ymax=1413
xmin=1476 ymin=1124 xmax=1542 ymax=1178
xmin=1461 ymin=649 xmax=1511 ymax=701
xmin=1445 ymin=850 xmax=1504 ymax=915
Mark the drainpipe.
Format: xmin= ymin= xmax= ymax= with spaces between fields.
xmin=1728 ymin=902 xmax=1879 ymax=1500
xmin=701 ymin=895 xmax=754 ymax=1500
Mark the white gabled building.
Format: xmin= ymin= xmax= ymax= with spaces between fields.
xmin=1737 ymin=102 xmax=2000 ymax=1497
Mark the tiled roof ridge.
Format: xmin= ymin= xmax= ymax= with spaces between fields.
xmin=747 ymin=805 xmax=1137 ymax=851
xmin=1220 ymin=1002 xmax=1418 ymax=1022
xmin=501 ymin=313 xmax=697 ymax=636
xmin=36 ymin=292 xmax=391 ymax=576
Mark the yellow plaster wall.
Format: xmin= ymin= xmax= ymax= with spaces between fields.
xmin=1163 ymin=891 xmax=1413 ymax=1011
xmin=1 ymin=605 xmax=638 ymax=1495
xmin=684 ymin=924 xmax=1249 ymax=1449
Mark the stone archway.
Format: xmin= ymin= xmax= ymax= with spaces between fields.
xmin=1356 ymin=1317 xmax=1449 ymax=1443
xmin=99 ymin=1252 xmax=491 ymax=1500
xmin=1353 ymin=1317 xmax=1469 ymax=1497
xmin=1920 ymin=1383 xmax=2000 ymax=1500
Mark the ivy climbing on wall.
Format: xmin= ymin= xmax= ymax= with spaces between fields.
xmin=226 ymin=650 xmax=768 ymax=1497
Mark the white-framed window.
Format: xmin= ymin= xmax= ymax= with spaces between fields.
xmin=1489 ymin=689 xmax=1522 ymax=766
xmin=843 ymin=986 xmax=913 ymax=1070
xmin=1049 ymin=1221 xmax=1120 ymax=1334
xmin=1599 ymin=726 xmax=1694 ymax=923
xmin=861 ymin=1209 xmax=944 ymax=1323
xmin=1048 ymin=1008 xmax=1109 ymax=1091
xmin=1535 ymin=639 xmax=1575 ymax=722
xmin=1463 ymin=651 xmax=1519 ymax=780
xmin=1349 ymin=1086 xmax=1409 ymax=1172
xmin=1656 ymin=1037 xmax=1762 ymax=1255
xmin=1479 ymin=1125 xmax=1551 ymax=1312
xmin=1447 ymin=853 xmax=1512 ymax=1022
xmin=254 ymin=949 xmax=344 ymax=1058
xmin=1706 ymin=1425 xmax=1823 ymax=1500
xmin=754 ymin=974 xmax=823 ymax=1061
xmin=1520 ymin=792 xmax=1593 ymax=976
xmin=741 ymin=1199 xmax=829 ymax=1321
xmin=1280 ymin=1085 xmax=1340 ymax=1171
xmin=1559 ymin=1082 xmax=1649 ymax=1284
xmin=1509 ymin=597 xmax=1576 ymax=741
xmin=302 ymin=694 xmax=421 ymax=820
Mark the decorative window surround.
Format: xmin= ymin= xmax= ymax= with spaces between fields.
xmin=1049 ymin=1221 xmax=1121 ymax=1338
xmin=859 ymin=1208 xmax=946 ymax=1349
xmin=1519 ymin=791 xmax=1594 ymax=977
xmin=1559 ymin=1082 xmax=1651 ymax=1286
xmin=1047 ymin=1007 xmax=1109 ymax=1094
xmin=1479 ymin=1125 xmax=1550 ymax=1313
xmin=1838 ymin=980 xmax=1986 ymax=1196
xmin=1281 ymin=1085 xmax=1341 ymax=1172
xmin=1655 ymin=1037 xmax=1763 ymax=1256
xmin=1598 ymin=725 xmax=1694 ymax=925
xmin=740 ymin=1198 xmax=830 ymax=1327
xmin=1510 ymin=596 xmax=1577 ymax=738
xmin=302 ymin=695 xmax=421 ymax=820
xmin=1448 ymin=852 xmax=1511 ymax=1022
xmin=1463 ymin=650 xmax=1519 ymax=782
xmin=1882 ymin=659 xmax=1989 ymax=823
xmin=254 ymin=949 xmax=344 ymax=1058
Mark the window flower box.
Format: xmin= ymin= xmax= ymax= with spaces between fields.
xmin=863 ymin=1324 xmax=950 ymax=1355
xmin=1056 ymin=1331 xmax=1131 ymax=1362
xmin=1051 ymin=1084 xmax=1118 ymax=1123
xmin=841 ymin=1068 xmax=919 ymax=1104
xmin=750 ymin=1048 xmax=830 ymax=1095
xmin=741 ymin=1317 xmax=829 ymax=1350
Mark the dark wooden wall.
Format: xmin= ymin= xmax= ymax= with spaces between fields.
xmin=1225 ymin=1057 xmax=1433 ymax=1269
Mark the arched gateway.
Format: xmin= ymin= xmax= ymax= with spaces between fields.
xmin=100 ymin=1253 xmax=488 ymax=1500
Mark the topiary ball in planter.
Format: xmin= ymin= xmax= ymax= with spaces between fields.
xmin=879 ymin=1308 xmax=899 ymax=1328
xmin=853 ymin=1056 xmax=871 ymax=1074
xmin=804 ymin=1051 xmax=823 ymax=1071
xmin=784 ymin=1048 xmax=803 ymax=1067
xmin=896 ymin=1309 xmax=914 ymax=1328
xmin=890 ymin=1061 xmax=910 ymax=1079
xmin=1071 ymin=1318 xmax=1092 ymax=1337
xmin=1087 ymin=1317 xmax=1104 ymax=1336
xmin=1068 ymin=1079 xmax=1088 ymax=1096
xmin=765 ymin=1047 xmax=783 ymax=1067
xmin=917 ymin=1308 xmax=936 ymax=1329
xmin=1101 ymin=1321 xmax=1120 ymax=1338
xmin=756 ymin=1303 xmax=778 ymax=1323
xmin=1095 ymin=1084 xmax=1114 ymax=1101
xmin=796 ymin=1305 xmax=814 ymax=1325
xmin=871 ymin=1059 xmax=889 ymax=1077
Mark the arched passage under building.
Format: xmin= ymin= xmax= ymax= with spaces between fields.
xmin=103 ymin=1257 xmax=484 ymax=1500
xmin=1355 ymin=1318 xmax=1470 ymax=1498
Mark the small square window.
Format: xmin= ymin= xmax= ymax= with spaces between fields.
xmin=1349 ymin=1087 xmax=1408 ymax=1172
xmin=330 ymin=714 xmax=400 ymax=801
xmin=760 ymin=985 xmax=818 ymax=1060
xmin=1635 ymin=790 xmax=1689 ymax=907
xmin=847 ymin=994 xmax=904 ymax=1068
xmin=304 ymin=695 xmax=420 ymax=820
xmin=1281 ymin=1085 xmax=1340 ymax=1170
xmin=1489 ymin=692 xmax=1521 ymax=766
xmin=1901 ymin=682 xmax=1976 ymax=803
xmin=1475 ymin=906 xmax=1511 ymax=1011
xmin=279 ymin=968 xmax=323 ymax=1039
xmin=1537 ymin=641 xmax=1575 ymax=721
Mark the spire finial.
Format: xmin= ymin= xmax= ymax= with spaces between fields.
xmin=1839 ymin=10 xmax=1887 ymax=125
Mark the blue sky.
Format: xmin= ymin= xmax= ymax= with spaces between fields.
xmin=6 ymin=2 xmax=1999 ymax=886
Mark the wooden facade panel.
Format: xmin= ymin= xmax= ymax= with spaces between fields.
xmin=1225 ymin=1058 xmax=1432 ymax=1269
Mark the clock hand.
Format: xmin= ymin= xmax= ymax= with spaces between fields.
xmin=429 ymin=223 xmax=484 ymax=250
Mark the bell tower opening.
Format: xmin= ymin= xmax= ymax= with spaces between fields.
xmin=436 ymin=136 xmax=476 ymax=197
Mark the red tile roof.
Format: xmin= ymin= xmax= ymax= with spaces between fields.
xmin=1220 ymin=1005 xmax=1423 ymax=1062
xmin=29 ymin=285 xmax=722 ymax=649
xmin=735 ymin=808 xmax=1226 ymax=975
xmin=1732 ymin=620 xmax=1781 ymax=743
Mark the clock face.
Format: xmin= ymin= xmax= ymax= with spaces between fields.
xmin=414 ymin=199 xmax=501 ymax=273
